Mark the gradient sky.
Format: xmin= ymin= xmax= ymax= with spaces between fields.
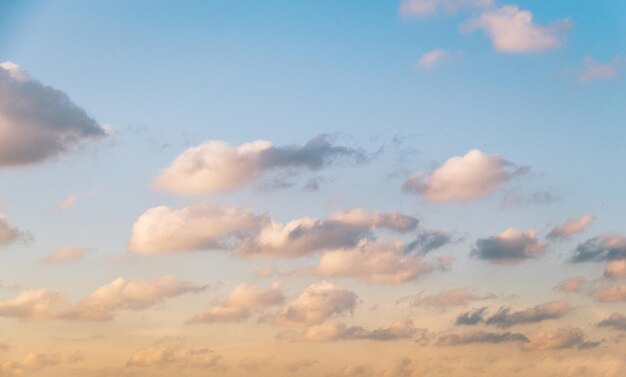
xmin=0 ymin=1 xmax=625 ymax=376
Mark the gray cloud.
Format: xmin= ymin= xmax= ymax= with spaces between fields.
xmin=571 ymin=234 xmax=626 ymax=263
xmin=436 ymin=331 xmax=528 ymax=346
xmin=597 ymin=313 xmax=626 ymax=331
xmin=454 ymin=307 xmax=488 ymax=325
xmin=405 ymin=229 xmax=455 ymax=255
xmin=0 ymin=62 xmax=106 ymax=167
xmin=471 ymin=228 xmax=545 ymax=264
xmin=455 ymin=301 xmax=571 ymax=328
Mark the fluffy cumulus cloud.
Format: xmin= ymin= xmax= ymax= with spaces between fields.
xmin=411 ymin=287 xmax=492 ymax=309
xmin=271 ymin=281 xmax=357 ymax=327
xmin=188 ymin=282 xmax=284 ymax=323
xmin=472 ymin=228 xmax=546 ymax=264
xmin=0 ymin=351 xmax=82 ymax=376
xmin=418 ymin=49 xmax=450 ymax=68
xmin=127 ymin=341 xmax=220 ymax=368
xmin=436 ymin=331 xmax=528 ymax=346
xmin=403 ymin=149 xmax=525 ymax=202
xmin=279 ymin=319 xmax=419 ymax=342
xmin=42 ymin=246 xmax=91 ymax=264
xmin=128 ymin=203 xmax=265 ymax=255
xmin=0 ymin=289 xmax=67 ymax=320
xmin=0 ymin=62 xmax=107 ymax=167
xmin=597 ymin=313 xmax=626 ymax=331
xmin=237 ymin=208 xmax=418 ymax=258
xmin=605 ymin=260 xmax=626 ymax=279
xmin=455 ymin=301 xmax=571 ymax=328
xmin=462 ymin=5 xmax=572 ymax=53
xmin=316 ymin=240 xmax=431 ymax=284
xmin=65 ymin=275 xmax=205 ymax=321
xmin=399 ymin=0 xmax=492 ymax=16
xmin=592 ymin=284 xmax=626 ymax=303
xmin=571 ymin=233 xmax=626 ymax=263
xmin=523 ymin=328 xmax=598 ymax=351
xmin=154 ymin=135 xmax=367 ymax=195
xmin=0 ymin=216 xmax=20 ymax=247
xmin=555 ymin=276 xmax=586 ymax=293
xmin=547 ymin=215 xmax=594 ymax=240
xmin=579 ymin=56 xmax=623 ymax=83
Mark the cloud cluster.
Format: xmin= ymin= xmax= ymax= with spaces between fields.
xmin=0 ymin=62 xmax=106 ymax=167
xmin=571 ymin=233 xmax=626 ymax=263
xmin=188 ymin=282 xmax=284 ymax=323
xmin=436 ymin=331 xmax=528 ymax=346
xmin=411 ymin=287 xmax=492 ymax=309
xmin=592 ymin=284 xmax=626 ymax=303
xmin=154 ymin=135 xmax=367 ymax=195
xmin=403 ymin=149 xmax=525 ymax=202
xmin=271 ymin=281 xmax=357 ymax=327
xmin=472 ymin=228 xmax=546 ymax=264
xmin=555 ymin=276 xmax=586 ymax=293
xmin=42 ymin=246 xmax=91 ymax=264
xmin=455 ymin=301 xmax=571 ymax=328
xmin=127 ymin=341 xmax=220 ymax=368
xmin=0 ymin=289 xmax=67 ymax=320
xmin=279 ymin=319 xmax=419 ymax=342
xmin=523 ymin=328 xmax=598 ymax=351
xmin=462 ymin=5 xmax=571 ymax=53
xmin=605 ymin=260 xmax=626 ymax=279
xmin=418 ymin=49 xmax=450 ymax=68
xmin=597 ymin=313 xmax=626 ymax=331
xmin=0 ymin=351 xmax=82 ymax=376
xmin=547 ymin=215 xmax=594 ymax=240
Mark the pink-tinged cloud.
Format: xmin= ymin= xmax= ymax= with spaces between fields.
xmin=548 ymin=215 xmax=594 ymax=240
xmin=316 ymin=240 xmax=431 ymax=284
xmin=523 ymin=328 xmax=598 ymax=351
xmin=0 ymin=62 xmax=107 ymax=167
xmin=455 ymin=300 xmax=572 ymax=328
xmin=412 ymin=287 xmax=493 ymax=309
xmin=605 ymin=260 xmax=626 ymax=279
xmin=571 ymin=233 xmax=626 ymax=262
xmin=188 ymin=282 xmax=284 ymax=323
xmin=0 ymin=216 xmax=19 ymax=247
xmin=57 ymin=194 xmax=78 ymax=211
xmin=403 ymin=149 xmax=525 ymax=202
xmin=418 ymin=49 xmax=450 ymax=68
xmin=0 ymin=351 xmax=82 ymax=376
xmin=127 ymin=342 xmax=220 ymax=368
xmin=592 ymin=284 xmax=626 ymax=303
xmin=463 ymin=6 xmax=571 ymax=53
xmin=399 ymin=0 xmax=492 ymax=17
xmin=579 ymin=57 xmax=622 ymax=83
xmin=0 ymin=289 xmax=67 ymax=321
xmin=42 ymin=246 xmax=91 ymax=264
xmin=271 ymin=281 xmax=357 ymax=327
xmin=472 ymin=228 xmax=546 ymax=264
xmin=555 ymin=276 xmax=586 ymax=293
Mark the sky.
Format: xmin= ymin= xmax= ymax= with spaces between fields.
xmin=0 ymin=0 xmax=625 ymax=376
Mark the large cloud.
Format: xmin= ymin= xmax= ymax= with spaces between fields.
xmin=547 ymin=215 xmax=594 ymax=240
xmin=188 ymin=282 xmax=284 ymax=323
xmin=472 ymin=228 xmax=546 ymax=264
xmin=0 ymin=62 xmax=106 ymax=167
xmin=278 ymin=319 xmax=419 ymax=342
xmin=316 ymin=240 xmax=431 ymax=284
xmin=462 ymin=6 xmax=571 ymax=53
xmin=403 ymin=149 xmax=525 ymax=202
xmin=399 ymin=0 xmax=491 ymax=16
xmin=571 ymin=233 xmax=626 ymax=263
xmin=270 ymin=281 xmax=357 ymax=327
xmin=128 ymin=203 xmax=266 ymax=255
xmin=455 ymin=301 xmax=571 ymax=328
xmin=154 ymin=135 xmax=367 ymax=195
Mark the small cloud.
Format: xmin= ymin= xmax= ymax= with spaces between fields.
xmin=42 ymin=246 xmax=91 ymax=264
xmin=455 ymin=301 xmax=572 ymax=328
xmin=57 ymin=194 xmax=79 ymax=211
xmin=570 ymin=233 xmax=626 ymax=263
xmin=555 ymin=276 xmax=586 ymax=293
xmin=436 ymin=331 xmax=528 ymax=346
xmin=523 ymin=328 xmax=599 ymax=351
xmin=597 ymin=313 xmax=626 ymax=331
xmin=127 ymin=340 xmax=220 ymax=369
xmin=278 ymin=319 xmax=419 ymax=342
xmin=592 ymin=284 xmax=626 ymax=303
xmin=472 ymin=228 xmax=546 ymax=264
xmin=605 ymin=260 xmax=626 ymax=279
xmin=411 ymin=287 xmax=493 ymax=309
xmin=548 ymin=215 xmax=594 ymax=240
xmin=418 ymin=49 xmax=450 ymax=68
xmin=399 ymin=0 xmax=492 ymax=17
xmin=579 ymin=56 xmax=622 ymax=83
xmin=0 ymin=215 xmax=21 ymax=247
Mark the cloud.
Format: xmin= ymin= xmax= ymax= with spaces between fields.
xmin=411 ymin=287 xmax=492 ymax=309
xmin=571 ymin=233 xmax=626 ymax=263
xmin=57 ymin=194 xmax=78 ymax=211
xmin=127 ymin=341 xmax=220 ymax=368
xmin=0 ymin=351 xmax=82 ymax=376
xmin=579 ymin=57 xmax=622 ymax=83
xmin=405 ymin=229 xmax=456 ymax=255
xmin=42 ymin=246 xmax=91 ymax=264
xmin=279 ymin=319 xmax=419 ymax=342
xmin=0 ymin=216 xmax=20 ymax=247
xmin=436 ymin=331 xmax=528 ymax=346
xmin=330 ymin=364 xmax=372 ymax=377
xmin=605 ymin=260 xmax=626 ymax=279
xmin=403 ymin=149 xmax=525 ymax=202
xmin=523 ymin=328 xmax=598 ymax=351
xmin=0 ymin=289 xmax=67 ymax=320
xmin=547 ymin=215 xmax=594 ymax=240
xmin=154 ymin=135 xmax=367 ymax=195
xmin=236 ymin=208 xmax=418 ymax=258
xmin=128 ymin=203 xmax=266 ymax=255
xmin=316 ymin=240 xmax=431 ymax=284
xmin=597 ymin=313 xmax=626 ymax=331
xmin=188 ymin=282 xmax=284 ymax=323
xmin=455 ymin=301 xmax=571 ymax=328
xmin=472 ymin=228 xmax=546 ymax=264
xmin=592 ymin=284 xmax=626 ymax=303
xmin=0 ymin=62 xmax=106 ymax=167
xmin=271 ymin=281 xmax=357 ymax=327
xmin=462 ymin=5 xmax=572 ymax=53
xmin=418 ymin=50 xmax=450 ymax=68
xmin=555 ymin=276 xmax=586 ymax=293
xmin=399 ymin=0 xmax=492 ymax=16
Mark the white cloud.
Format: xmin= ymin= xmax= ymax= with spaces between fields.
xmin=279 ymin=319 xmax=419 ymax=342
xmin=0 ymin=62 xmax=107 ymax=167
xmin=399 ymin=0 xmax=492 ymax=17
xmin=579 ymin=57 xmax=622 ymax=83
xmin=463 ymin=5 xmax=571 ymax=53
xmin=271 ymin=281 xmax=357 ymax=327
xmin=403 ymin=149 xmax=525 ymax=202
xmin=154 ymin=135 xmax=367 ymax=195
xmin=188 ymin=282 xmax=284 ymax=323
xmin=127 ymin=341 xmax=220 ymax=368
xmin=316 ymin=240 xmax=431 ymax=284
xmin=418 ymin=49 xmax=450 ymax=68
xmin=42 ymin=246 xmax=91 ymax=264
xmin=472 ymin=228 xmax=546 ymax=264
xmin=128 ymin=203 xmax=266 ymax=255
xmin=548 ymin=215 xmax=594 ymax=240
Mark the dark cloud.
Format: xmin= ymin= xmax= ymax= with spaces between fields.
xmin=471 ymin=229 xmax=545 ymax=264
xmin=455 ymin=307 xmax=488 ymax=325
xmin=571 ymin=234 xmax=626 ymax=263
xmin=437 ymin=331 xmax=528 ymax=346
xmin=597 ymin=313 xmax=626 ymax=331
